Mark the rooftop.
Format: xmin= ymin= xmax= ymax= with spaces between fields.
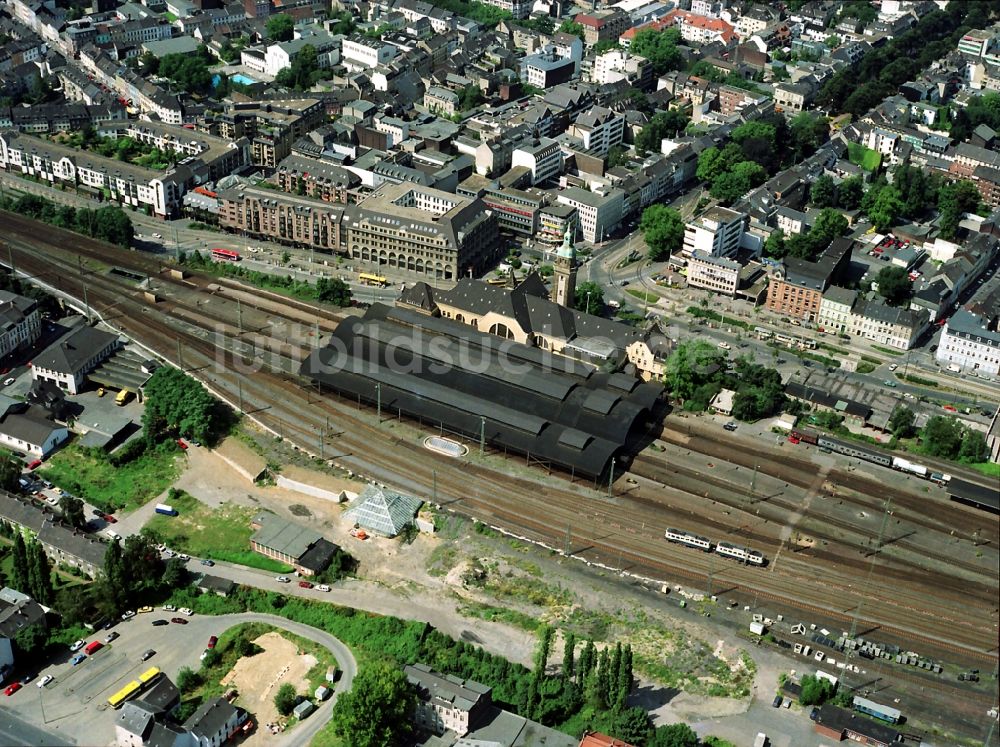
xmin=32 ymin=324 xmax=118 ymax=376
xmin=250 ymin=513 xmax=322 ymax=559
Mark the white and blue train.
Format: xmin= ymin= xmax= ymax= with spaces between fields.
xmin=665 ymin=528 xmax=766 ymax=566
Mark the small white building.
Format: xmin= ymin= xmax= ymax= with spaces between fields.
xmin=937 ymin=308 xmax=1000 ymax=376
xmin=0 ymin=291 xmax=41 ymax=359
xmin=818 ymin=286 xmax=857 ymax=334
xmin=341 ymin=36 xmax=397 ymax=72
xmin=30 ymin=325 xmax=120 ymax=395
xmin=686 ymin=251 xmax=740 ymax=295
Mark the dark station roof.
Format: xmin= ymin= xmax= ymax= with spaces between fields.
xmin=301 ymin=304 xmax=661 ymax=478
xmin=948 ymin=477 xmax=1000 ymax=515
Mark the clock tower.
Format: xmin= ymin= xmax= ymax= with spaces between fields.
xmin=552 ymin=222 xmax=577 ymax=308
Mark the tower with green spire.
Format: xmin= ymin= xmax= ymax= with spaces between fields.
xmin=552 ymin=220 xmax=577 ymax=308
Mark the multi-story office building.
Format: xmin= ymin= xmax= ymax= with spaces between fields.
xmin=217 ymin=184 xmax=347 ymax=252
xmin=682 ymin=207 xmax=747 ymax=259
xmin=686 ymin=251 xmax=740 ymax=295
xmin=341 ymin=36 xmax=397 ymax=71
xmin=570 ymin=107 xmax=625 ymax=157
xmin=345 ymin=182 xmax=501 ymax=280
xmin=576 ymin=9 xmax=630 ymax=47
xmin=556 ymin=186 xmax=624 ymax=243
xmin=537 ymin=203 xmax=578 ymax=247
xmin=937 ymin=308 xmax=1000 ymax=375
xmin=480 ymin=185 xmax=543 ymax=235
xmin=511 ymin=137 xmax=562 ymax=186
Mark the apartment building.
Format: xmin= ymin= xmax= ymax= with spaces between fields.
xmin=512 ymin=137 xmax=562 ymax=186
xmin=847 ymin=298 xmax=928 ymax=351
xmin=682 ymin=207 xmax=747 ymax=259
xmin=273 ymin=154 xmax=360 ymax=204
xmin=589 ymin=49 xmax=653 ymax=89
xmin=479 ymin=0 xmax=531 ymax=19
xmin=774 ymin=80 xmax=815 ymax=113
xmin=111 ymin=121 xmax=250 ymax=181
xmin=686 ymin=252 xmax=740 ymax=295
xmin=520 ymin=50 xmax=576 ymax=89
xmin=424 ymin=86 xmax=460 ymax=116
xmin=576 ymin=9 xmax=630 ymax=47
xmin=217 ymin=184 xmax=347 ymax=252
xmin=817 ymin=286 xmax=857 ymax=334
xmin=0 ymin=130 xmax=186 ymax=218
xmin=202 ymin=98 xmax=325 ymax=168
xmin=937 ymin=308 xmax=1000 ymax=375
xmin=0 ymin=291 xmax=41 ymax=359
xmin=556 ymin=186 xmax=624 ymax=243
xmin=570 ymin=106 xmax=625 ymax=157
xmin=765 ymin=237 xmax=853 ymax=321
xmin=537 ymin=203 xmax=578 ymax=246
xmin=345 ymin=182 xmax=501 ymax=280
xmin=405 ymin=663 xmax=492 ymax=737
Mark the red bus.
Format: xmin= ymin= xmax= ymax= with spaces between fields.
xmin=84 ymin=641 xmax=103 ymax=655
xmin=211 ymin=248 xmax=241 ymax=262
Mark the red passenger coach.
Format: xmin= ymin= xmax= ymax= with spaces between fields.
xmin=211 ymin=248 xmax=242 ymax=262
xmin=790 ymin=428 xmax=818 ymax=445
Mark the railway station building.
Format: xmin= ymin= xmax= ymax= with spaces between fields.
xmin=300 ymin=303 xmax=663 ymax=479
xmin=811 ymin=704 xmax=901 ymax=747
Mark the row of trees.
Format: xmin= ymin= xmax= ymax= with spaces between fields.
xmin=153 ymin=47 xmax=217 ymax=95
xmin=809 ymin=174 xmax=864 ymax=212
xmin=142 ymin=366 xmax=226 ymax=446
xmin=4 ymin=194 xmax=134 ymax=249
xmin=10 ymin=533 xmax=55 ymax=606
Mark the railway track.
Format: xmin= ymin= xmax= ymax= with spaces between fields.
xmin=4 ymin=214 xmax=997 ymax=668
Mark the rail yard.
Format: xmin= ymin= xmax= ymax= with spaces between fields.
xmin=3 ymin=210 xmax=997 ymax=736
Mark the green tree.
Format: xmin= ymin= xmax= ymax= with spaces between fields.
xmin=266 ymin=13 xmax=295 ymax=41
xmin=315 ymin=277 xmax=352 ymax=306
xmin=640 ymin=205 xmax=685 ymax=261
xmin=13 ymin=622 xmax=47 ymax=658
xmin=811 ymin=208 xmax=849 ymax=243
xmin=703 ymin=739 xmax=737 ymax=747
xmin=100 ymin=540 xmax=129 ymax=613
xmin=635 ymin=109 xmax=689 ymax=154
xmin=161 ymin=557 xmax=188 ymax=588
xmin=275 ymin=44 xmax=321 ymax=90
xmin=557 ymin=20 xmax=584 ymax=39
xmin=459 ymin=84 xmax=484 ymax=111
xmin=29 ymin=541 xmax=54 ymax=605
xmin=838 ymin=175 xmax=864 ymax=209
xmin=561 ymin=631 xmax=575 ymax=681
xmin=629 ymin=27 xmax=683 ymax=75
xmin=764 ymin=230 xmax=786 ymax=258
xmin=864 ymin=185 xmax=903 ymax=231
xmin=920 ymin=415 xmax=964 ymax=459
xmin=875 ymin=265 xmax=912 ymax=306
xmin=696 ymin=147 xmax=728 ymax=184
xmin=142 ymin=366 xmax=221 ymax=444
xmin=959 ymin=431 xmax=988 ymax=463
xmin=330 ymin=660 xmax=416 ymax=747
xmin=731 ymin=359 xmax=785 ymax=422
xmin=810 ymin=175 xmax=837 ymax=208
xmin=574 ymin=282 xmax=604 ymax=315
xmin=799 ymin=674 xmax=835 ymax=705
xmin=889 ymin=406 xmax=916 ymax=438
xmin=274 ymin=683 xmax=299 ymax=716
xmin=11 ymin=533 xmax=29 ymax=594
xmin=59 ymin=494 xmax=86 ymax=529
xmin=0 ymin=450 xmax=20 ymax=492
xmin=937 ymin=180 xmax=981 ymax=241
xmin=649 ymin=722 xmax=699 ymax=747
xmin=176 ymin=666 xmax=202 ymax=692
xmin=665 ymin=341 xmax=726 ymax=407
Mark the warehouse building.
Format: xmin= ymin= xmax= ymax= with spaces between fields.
xmin=300 ymin=303 xmax=662 ymax=479
xmin=249 ymin=513 xmax=340 ymax=576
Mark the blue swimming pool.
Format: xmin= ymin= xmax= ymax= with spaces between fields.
xmin=231 ymin=73 xmax=258 ymax=86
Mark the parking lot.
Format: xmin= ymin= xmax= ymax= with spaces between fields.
xmin=6 ymin=610 xmax=236 ymax=745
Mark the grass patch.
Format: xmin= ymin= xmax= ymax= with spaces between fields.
xmin=426 ymin=544 xmax=459 ymax=578
xmin=145 ymin=491 xmax=293 ymax=573
xmin=457 ymin=601 xmax=543 ymax=632
xmin=871 ymin=344 xmax=904 ymax=357
xmin=626 ymin=288 xmax=659 ymax=304
xmin=818 ymin=343 xmax=852 ymax=357
xmin=856 ymin=361 xmax=877 ymax=374
xmin=897 ymin=373 xmax=938 ymax=387
xmin=39 ymin=442 xmax=183 ymax=512
xmin=687 ymin=306 xmax=751 ymax=330
xmin=970 ymin=462 xmax=1000 ymax=478
xmin=848 ymin=142 xmax=882 ymax=171
xmin=861 ymin=355 xmax=882 ymax=365
xmin=794 ymin=349 xmax=841 ymax=368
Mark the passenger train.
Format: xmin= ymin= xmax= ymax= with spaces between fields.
xmin=789 ymin=428 xmax=952 ymax=485
xmin=664 ymin=528 xmax=766 ymax=566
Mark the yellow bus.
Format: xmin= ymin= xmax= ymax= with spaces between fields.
xmin=138 ymin=667 xmax=160 ymax=685
xmin=115 ymin=389 xmax=131 ymax=407
xmin=358 ymin=272 xmax=388 ymax=287
xmin=486 ymin=277 xmax=508 ymax=286
xmin=107 ymin=680 xmax=142 ymax=709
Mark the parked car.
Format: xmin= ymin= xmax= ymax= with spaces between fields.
xmin=70 ymin=654 xmax=86 ymax=666
xmin=200 ymin=559 xmax=215 ymax=567
xmin=37 ymin=675 xmax=53 ymax=688
xmin=141 ymin=649 xmax=156 ymax=661
xmin=121 ymin=610 xmax=135 ymax=620
xmin=298 ymin=581 xmax=313 ymax=589
xmin=3 ymin=378 xmax=15 ymax=386
xmin=103 ymin=514 xmax=117 ymax=524
xmin=176 ymin=439 xmax=188 ymax=450
xmin=178 ymin=608 xmax=193 ymax=616
xmin=137 ymin=606 xmax=153 ymax=613
xmin=151 ymin=619 xmax=168 ymax=627
xmin=317 ymin=585 xmax=331 ymax=592
xmin=723 ymin=422 xmax=738 ymax=432
xmin=170 ymin=617 xmax=188 ymax=625
xmin=4 ymin=682 xmax=22 ymax=696
xmin=163 ymin=604 xmax=176 ymax=611
xmin=772 ymin=695 xmax=782 ymax=708
xmin=19 ymin=674 xmax=32 ymax=685
xmin=103 ymin=632 xmax=119 ymax=643
xmin=276 ymin=576 xmax=291 ymax=583
xmin=69 ymin=640 xmax=85 ymax=652
xmin=207 ymin=636 xmax=218 ymax=649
